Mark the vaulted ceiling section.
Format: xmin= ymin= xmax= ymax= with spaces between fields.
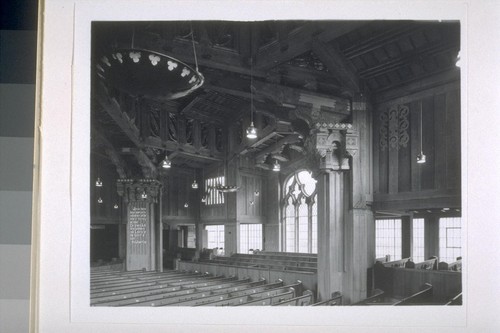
xmin=91 ymin=20 xmax=460 ymax=177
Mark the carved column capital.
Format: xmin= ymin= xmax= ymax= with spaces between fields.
xmin=117 ymin=178 xmax=162 ymax=203
xmin=308 ymin=122 xmax=358 ymax=172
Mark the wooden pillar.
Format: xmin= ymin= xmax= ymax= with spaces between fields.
xmin=317 ymin=169 xmax=346 ymax=302
xmin=425 ymin=215 xmax=440 ymax=259
xmin=312 ymin=93 xmax=375 ymax=303
xmin=401 ymin=216 xmax=412 ymax=259
xmin=343 ymin=94 xmax=375 ymax=304
xmin=117 ymin=179 xmax=162 ymax=271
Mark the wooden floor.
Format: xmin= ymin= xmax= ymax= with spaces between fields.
xmin=90 ymin=269 xmax=317 ymax=307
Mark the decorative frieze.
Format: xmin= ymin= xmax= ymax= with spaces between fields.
xmin=117 ymin=179 xmax=162 ymax=203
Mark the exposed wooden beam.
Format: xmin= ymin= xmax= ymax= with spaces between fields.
xmin=358 ymin=41 xmax=458 ymax=80
xmin=95 ymin=84 xmax=143 ymax=149
xmin=255 ymin=134 xmax=301 ymax=163
xmin=311 ymin=39 xmax=361 ymax=94
xmin=93 ymin=128 xmax=128 ymax=178
xmin=132 ymin=149 xmax=158 ymax=179
xmin=255 ymin=21 xmax=367 ymax=71
xmin=342 ymin=22 xmax=420 ymax=59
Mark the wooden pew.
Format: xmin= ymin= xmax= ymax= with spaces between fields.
xmin=445 ymin=292 xmax=462 ymax=305
xmin=394 ymin=283 xmax=433 ymax=305
xmin=241 ymin=290 xmax=296 ymax=306
xmin=414 ymin=258 xmax=437 ymax=270
xmin=112 ymin=279 xmax=269 ymax=307
xmin=273 ymin=290 xmax=314 ymax=306
xmin=195 ymin=282 xmax=302 ymax=306
xmin=92 ymin=276 xmax=250 ymax=306
xmin=352 ymin=289 xmax=392 ymax=305
xmin=311 ymin=291 xmax=342 ymax=306
xmin=383 ymin=258 xmax=410 ymax=268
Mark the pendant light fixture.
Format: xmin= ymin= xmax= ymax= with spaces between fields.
xmin=113 ymin=203 xmax=119 ymax=209
xmin=161 ymin=154 xmax=172 ymax=169
xmin=246 ymin=58 xmax=257 ymax=139
xmin=417 ymin=101 xmax=426 ymax=164
xmin=191 ymin=168 xmax=199 ymax=189
xmin=95 ymin=160 xmax=103 ymax=187
xmin=141 ymin=190 xmax=148 ymax=199
xmin=272 ymin=159 xmax=281 ymax=172
xmin=97 ymin=197 xmax=103 ymax=204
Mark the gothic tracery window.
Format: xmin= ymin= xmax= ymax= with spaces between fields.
xmin=282 ymin=170 xmax=318 ymax=253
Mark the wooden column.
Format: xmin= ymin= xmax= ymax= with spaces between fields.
xmin=401 ymin=216 xmax=412 ymax=259
xmin=343 ymin=94 xmax=375 ymax=304
xmin=317 ymin=169 xmax=346 ymax=302
xmin=117 ymin=179 xmax=162 ymax=271
xmin=425 ymin=215 xmax=440 ymax=259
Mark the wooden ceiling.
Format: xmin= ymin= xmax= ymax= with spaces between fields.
xmin=91 ymin=20 xmax=460 ymax=175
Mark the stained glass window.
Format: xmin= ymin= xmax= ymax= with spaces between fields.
xmin=282 ymin=170 xmax=317 ymax=253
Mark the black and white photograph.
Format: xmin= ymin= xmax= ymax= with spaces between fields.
xmin=89 ymin=19 xmax=462 ymax=307
xmin=26 ymin=0 xmax=500 ymax=332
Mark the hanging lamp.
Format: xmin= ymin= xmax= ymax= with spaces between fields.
xmin=97 ymin=24 xmax=204 ymax=101
xmin=246 ymin=58 xmax=257 ymax=139
xmin=417 ymin=101 xmax=426 ymax=164
xmin=272 ymin=159 xmax=281 ymax=172
xmin=161 ymin=154 xmax=172 ymax=169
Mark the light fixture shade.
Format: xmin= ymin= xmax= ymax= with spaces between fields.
xmin=184 ymin=202 xmax=189 ymax=208
xmin=141 ymin=191 xmax=148 ymax=199
xmin=98 ymin=49 xmax=204 ymax=101
xmin=246 ymin=122 xmax=257 ymax=139
xmin=272 ymin=160 xmax=281 ymax=172
xmin=97 ymin=197 xmax=103 ymax=204
xmin=161 ymin=157 xmax=172 ymax=169
xmin=95 ymin=177 xmax=103 ymax=187
xmin=191 ymin=180 xmax=199 ymax=189
xmin=113 ymin=203 xmax=119 ymax=209
xmin=417 ymin=152 xmax=426 ymax=164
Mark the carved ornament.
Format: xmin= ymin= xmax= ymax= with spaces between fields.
xmin=117 ymin=179 xmax=162 ymax=203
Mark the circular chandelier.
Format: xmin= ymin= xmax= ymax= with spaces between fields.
xmin=97 ymin=48 xmax=204 ymax=100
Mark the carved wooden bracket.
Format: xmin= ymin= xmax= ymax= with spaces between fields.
xmin=117 ymin=179 xmax=162 ymax=203
xmin=308 ymin=122 xmax=359 ymax=172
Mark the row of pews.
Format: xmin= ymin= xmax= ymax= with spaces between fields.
xmin=370 ymin=256 xmax=463 ymax=305
xmin=200 ymin=252 xmax=318 ymax=273
xmin=354 ymin=283 xmax=461 ymax=306
xmin=90 ymin=268 xmax=338 ymax=307
xmin=377 ymin=256 xmax=462 ymax=272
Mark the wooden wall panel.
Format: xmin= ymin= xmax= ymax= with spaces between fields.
xmin=373 ymin=81 xmax=461 ymax=211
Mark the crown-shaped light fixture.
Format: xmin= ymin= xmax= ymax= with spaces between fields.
xmin=246 ymin=58 xmax=257 ymax=139
xmin=141 ymin=190 xmax=148 ymax=199
xmin=192 ymin=179 xmax=199 ymax=189
xmin=417 ymin=101 xmax=426 ymax=164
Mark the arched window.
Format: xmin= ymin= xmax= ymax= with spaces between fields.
xmin=282 ymin=170 xmax=317 ymax=253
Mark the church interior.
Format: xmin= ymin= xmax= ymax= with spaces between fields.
xmin=89 ymin=20 xmax=462 ymax=307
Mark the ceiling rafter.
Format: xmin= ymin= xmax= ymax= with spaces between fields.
xmin=311 ymin=39 xmax=361 ymax=95
xmin=255 ymin=21 xmax=367 ymax=71
xmin=358 ymin=40 xmax=459 ymax=80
